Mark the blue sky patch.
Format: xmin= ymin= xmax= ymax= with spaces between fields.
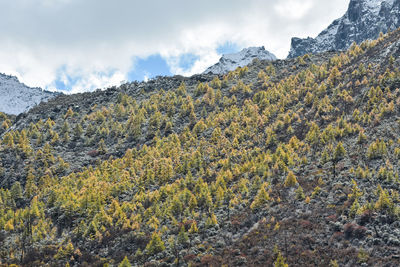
xmin=53 ymin=65 xmax=80 ymax=92
xmin=54 ymin=44 xmax=242 ymax=90
xmin=176 ymin=53 xmax=200 ymax=71
xmin=217 ymin=42 xmax=241 ymax=55
xmin=128 ymin=54 xmax=172 ymax=82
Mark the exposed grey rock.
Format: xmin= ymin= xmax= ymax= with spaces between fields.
xmin=388 ymin=237 xmax=400 ymax=245
xmin=332 ymin=221 xmax=343 ymax=231
xmin=235 ymin=256 xmax=247 ymax=265
xmin=288 ymin=0 xmax=400 ymax=58
xmin=215 ymin=239 xmax=226 ymax=248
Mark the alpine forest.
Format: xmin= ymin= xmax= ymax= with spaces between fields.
xmin=2 ymin=28 xmax=400 ymax=267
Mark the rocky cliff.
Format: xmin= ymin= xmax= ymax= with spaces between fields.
xmin=288 ymin=0 xmax=400 ymax=58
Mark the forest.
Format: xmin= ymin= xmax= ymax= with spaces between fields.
xmin=1 ymin=29 xmax=400 ymax=266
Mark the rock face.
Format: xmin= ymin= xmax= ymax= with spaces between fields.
xmin=203 ymin=46 xmax=276 ymax=74
xmin=0 ymin=73 xmax=59 ymax=115
xmin=288 ymin=0 xmax=400 ymax=58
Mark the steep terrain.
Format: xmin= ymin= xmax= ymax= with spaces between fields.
xmin=203 ymin=46 xmax=276 ymax=74
xmin=1 ymin=29 xmax=400 ymax=266
xmin=288 ymin=0 xmax=400 ymax=58
xmin=0 ymin=73 xmax=59 ymax=115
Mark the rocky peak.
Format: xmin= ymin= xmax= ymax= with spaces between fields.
xmin=288 ymin=0 xmax=400 ymax=58
xmin=0 ymin=73 xmax=60 ymax=115
xmin=203 ymin=46 xmax=276 ymax=75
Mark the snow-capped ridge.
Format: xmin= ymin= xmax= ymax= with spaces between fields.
xmin=288 ymin=0 xmax=400 ymax=58
xmin=203 ymin=46 xmax=276 ymax=75
xmin=0 ymin=73 xmax=60 ymax=115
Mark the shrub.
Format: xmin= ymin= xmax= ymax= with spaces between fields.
xmin=343 ymin=223 xmax=367 ymax=238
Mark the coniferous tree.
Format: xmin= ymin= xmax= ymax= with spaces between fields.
xmin=284 ymin=171 xmax=298 ymax=187
xmin=332 ymin=142 xmax=346 ymax=178
xmin=118 ymin=256 xmax=132 ymax=267
xmin=145 ymin=232 xmax=165 ymax=255
xmin=274 ymin=251 xmax=289 ymax=267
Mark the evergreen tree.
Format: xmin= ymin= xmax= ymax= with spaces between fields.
xmin=146 ymin=232 xmax=165 ymax=255
xmin=284 ymin=171 xmax=298 ymax=187
xmin=10 ymin=182 xmax=23 ymax=200
xmin=332 ymin=142 xmax=346 ymax=178
xmin=274 ymin=252 xmax=289 ymax=267
xmin=118 ymin=256 xmax=132 ymax=267
xmin=177 ymin=225 xmax=189 ymax=247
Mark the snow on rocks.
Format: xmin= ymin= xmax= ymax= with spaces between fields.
xmin=203 ymin=46 xmax=276 ymax=75
xmin=0 ymin=73 xmax=59 ymax=115
xmin=288 ymin=0 xmax=400 ymax=58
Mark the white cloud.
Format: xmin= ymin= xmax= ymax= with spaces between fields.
xmin=0 ymin=0 xmax=350 ymax=93
xmin=275 ymin=0 xmax=315 ymax=20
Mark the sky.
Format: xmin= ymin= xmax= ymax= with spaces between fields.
xmin=0 ymin=0 xmax=350 ymax=93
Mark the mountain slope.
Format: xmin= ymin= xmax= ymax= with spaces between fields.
xmin=288 ymin=0 xmax=400 ymax=58
xmin=1 ymin=29 xmax=400 ymax=266
xmin=0 ymin=73 xmax=59 ymax=115
xmin=203 ymin=46 xmax=276 ymax=74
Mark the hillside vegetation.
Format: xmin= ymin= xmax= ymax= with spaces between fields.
xmin=1 ymin=29 xmax=400 ymax=266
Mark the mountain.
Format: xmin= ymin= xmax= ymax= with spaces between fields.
xmin=0 ymin=73 xmax=59 ymax=115
xmin=1 ymin=28 xmax=400 ymax=266
xmin=203 ymin=46 xmax=276 ymax=74
xmin=288 ymin=0 xmax=400 ymax=58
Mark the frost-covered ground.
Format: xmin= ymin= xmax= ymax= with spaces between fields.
xmin=0 ymin=73 xmax=59 ymax=115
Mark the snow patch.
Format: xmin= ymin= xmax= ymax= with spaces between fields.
xmin=203 ymin=46 xmax=276 ymax=75
xmin=364 ymin=0 xmax=386 ymax=14
xmin=0 ymin=73 xmax=59 ymax=115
